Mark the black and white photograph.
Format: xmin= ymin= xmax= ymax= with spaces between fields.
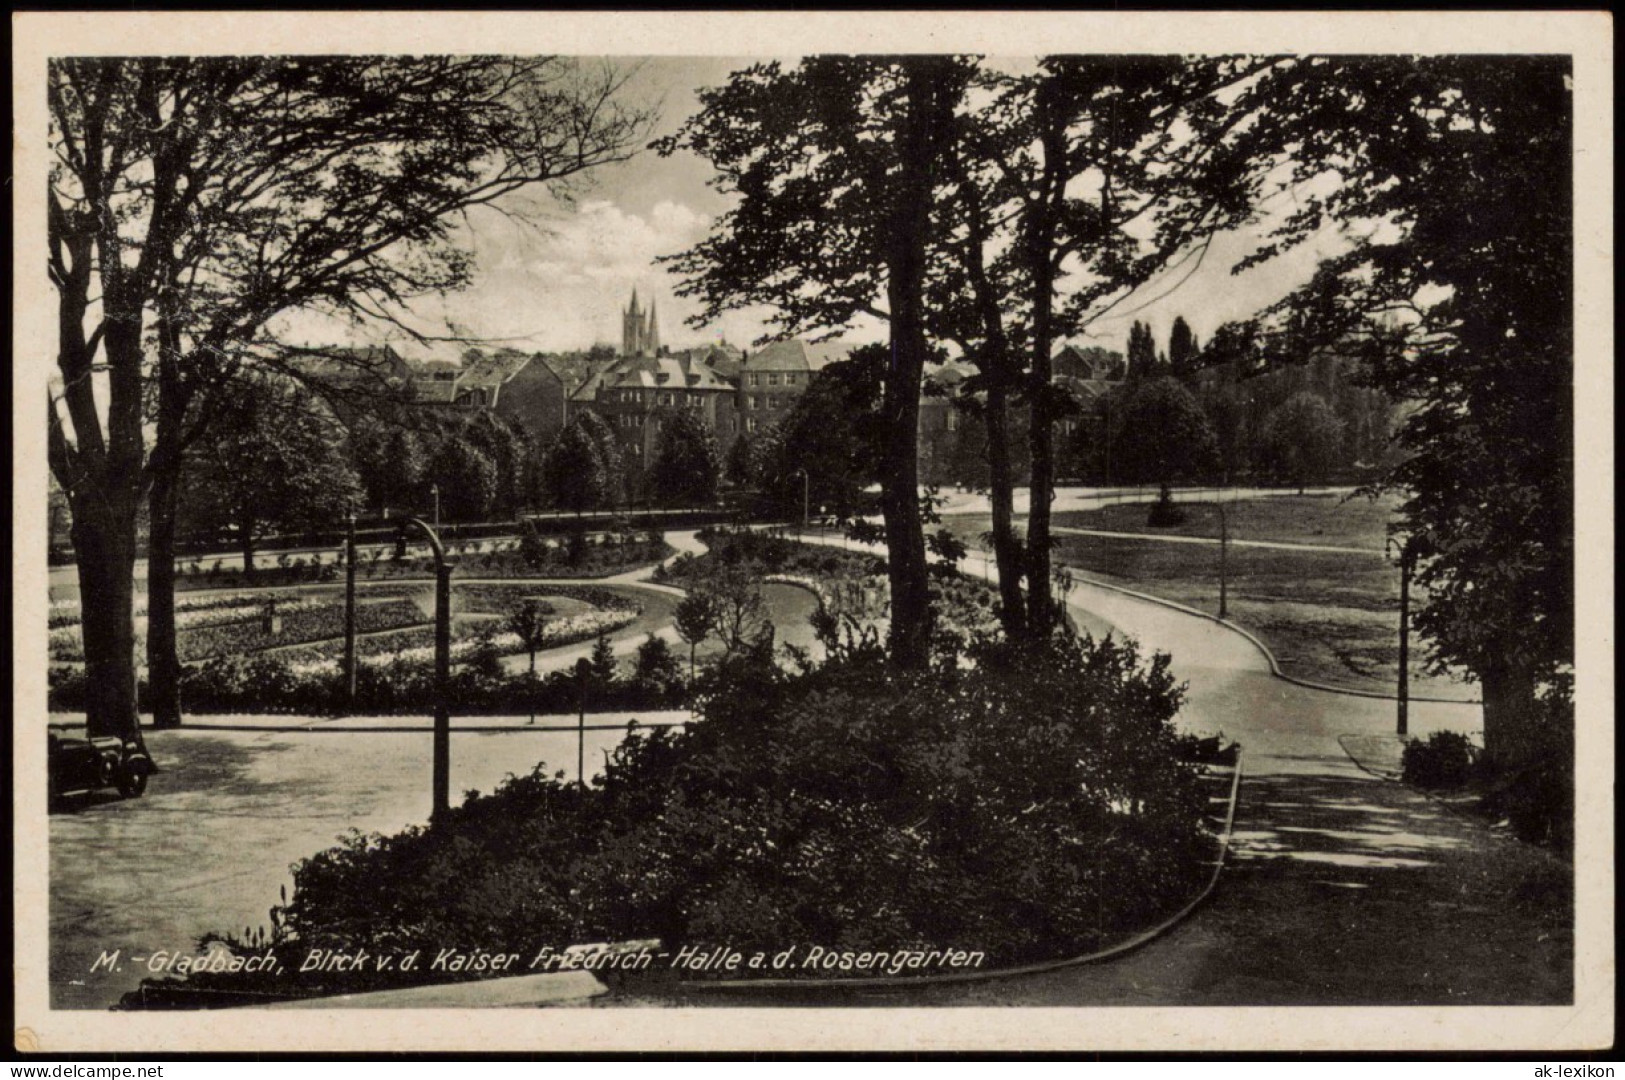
xmin=12 ymin=9 xmax=1613 ymax=1055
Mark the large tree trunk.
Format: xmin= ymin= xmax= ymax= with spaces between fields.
xmin=1023 ymin=92 xmax=1067 ymax=638
xmin=1479 ymin=661 xmax=1541 ymax=774
xmin=70 ymin=503 xmax=143 ymax=745
xmin=878 ymin=333 xmax=932 ymax=670
xmin=146 ymin=465 xmax=183 ymax=728
xmin=878 ymin=62 xmax=957 ymax=671
xmin=956 ymin=172 xmax=1028 ymax=641
xmin=240 ymin=529 xmax=257 ymax=583
xmin=984 ymin=383 xmax=1028 ymax=639
xmin=146 ymin=344 xmax=189 ymax=728
xmin=1024 ymin=255 xmax=1059 ymax=636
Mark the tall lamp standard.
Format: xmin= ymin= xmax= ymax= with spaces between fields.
xmin=575 ymin=656 xmax=591 ymax=791
xmin=342 ymin=506 xmax=358 ymax=704
xmin=397 ymin=516 xmax=454 ymax=821
xmin=1216 ymin=496 xmax=1230 ymax=620
xmin=1387 ymin=535 xmax=1417 ymax=737
xmin=793 ymin=468 xmax=809 ymax=531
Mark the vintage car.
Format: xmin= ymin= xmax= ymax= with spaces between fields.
xmin=47 ymin=729 xmax=154 ymax=801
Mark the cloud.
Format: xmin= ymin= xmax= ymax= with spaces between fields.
xmin=297 ymin=198 xmax=721 ymax=352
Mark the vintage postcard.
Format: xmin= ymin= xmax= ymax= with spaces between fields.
xmin=12 ymin=9 xmax=1614 ymax=1055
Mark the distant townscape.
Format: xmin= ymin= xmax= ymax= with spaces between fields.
xmin=264 ymin=289 xmax=1400 ymax=514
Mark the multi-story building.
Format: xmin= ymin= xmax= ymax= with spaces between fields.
xmin=728 ymin=339 xmax=850 ymax=439
xmin=1050 ymin=342 xmax=1128 ymax=441
xmin=456 ymin=349 xmax=595 ymax=446
xmin=576 ymin=351 xmax=737 ymax=464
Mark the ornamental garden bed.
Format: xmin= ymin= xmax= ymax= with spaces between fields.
xmin=46 ymin=582 xmax=654 ymax=716
xmin=47 ymin=595 xmax=426 ymax=663
xmin=274 ymin=607 xmax=639 ymax=675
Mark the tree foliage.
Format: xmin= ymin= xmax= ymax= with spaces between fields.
xmin=1209 ymin=56 xmax=1574 ymax=770
xmin=47 ymin=55 xmax=650 ymax=737
xmin=1257 ymin=391 xmax=1346 ymax=491
xmin=724 ymin=432 xmax=754 ymax=487
xmin=1104 ymin=377 xmax=1220 ymax=487
xmin=541 ymin=419 xmax=609 ymax=514
xmin=351 ymin=422 xmax=428 ymax=517
xmin=180 ymin=377 xmax=364 ymax=578
xmin=1168 ymin=316 xmax=1200 ymax=380
xmin=427 ymin=435 xmax=500 ymax=523
xmin=1127 ymin=321 xmax=1160 ymax=382
xmin=649 ymin=410 xmax=722 ymax=508
xmin=659 ymin=56 xmax=974 ymax=668
xmin=753 ymin=347 xmax=887 ymax=519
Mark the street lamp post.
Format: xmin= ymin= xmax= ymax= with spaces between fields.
xmin=575 ymin=656 xmax=591 ymax=791
xmin=794 ymin=468 xmax=809 ymax=531
xmin=343 ymin=507 xmax=358 ymax=704
xmin=1388 ymin=536 xmax=1416 ymax=737
xmin=1217 ymin=498 xmax=1229 ymax=620
xmin=398 ymin=516 xmax=454 ymax=821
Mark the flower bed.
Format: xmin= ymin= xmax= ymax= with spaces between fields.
xmin=278 ymin=608 xmax=639 ymax=674
xmin=454 ymin=583 xmax=641 ymax=616
xmin=48 ymin=589 xmax=323 ymax=630
xmin=47 ymin=596 xmax=426 ymax=662
xmin=655 ymin=528 xmax=884 ymax=591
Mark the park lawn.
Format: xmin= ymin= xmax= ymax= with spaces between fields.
xmin=943 ymin=507 xmax=1476 ymax=702
xmin=1050 ymin=491 xmax=1400 ymax=551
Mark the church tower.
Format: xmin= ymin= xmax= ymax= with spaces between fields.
xmin=622 ymin=289 xmax=662 ymax=356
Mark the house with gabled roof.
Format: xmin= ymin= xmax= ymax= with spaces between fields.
xmin=577 ymin=352 xmax=738 ymax=464
xmin=731 ymin=339 xmax=854 ymax=438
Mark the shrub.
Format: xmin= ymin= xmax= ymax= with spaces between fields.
xmin=124 ymin=633 xmax=1213 ymax=1004
xmin=1401 ymin=729 xmax=1480 ymax=788
xmin=1146 ymin=488 xmax=1187 ymax=527
xmin=519 ymin=524 xmax=550 ymax=568
xmin=1481 ymin=682 xmax=1574 ymax=852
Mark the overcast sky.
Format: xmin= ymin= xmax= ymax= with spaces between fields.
xmin=285 ymin=57 xmax=1344 ymax=361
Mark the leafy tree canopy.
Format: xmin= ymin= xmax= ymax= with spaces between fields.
xmin=649 ymin=410 xmax=722 ymax=508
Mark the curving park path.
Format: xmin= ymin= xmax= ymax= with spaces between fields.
xmin=706 ymin=531 xmax=1573 ymax=1007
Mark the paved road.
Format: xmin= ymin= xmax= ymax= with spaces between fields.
xmin=1050 ymin=525 xmax=1381 ymax=558
xmin=47 ymin=710 xmax=690 ymax=1011
xmin=47 ymin=487 xmax=1347 ymax=591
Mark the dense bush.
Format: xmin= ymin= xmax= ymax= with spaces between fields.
xmin=1146 ymin=488 xmax=1189 ymax=528
xmin=1482 ymin=681 xmax=1574 ymax=853
xmin=122 ymin=633 xmax=1214 ymax=1005
xmin=1400 ymin=730 xmax=1480 ymax=788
